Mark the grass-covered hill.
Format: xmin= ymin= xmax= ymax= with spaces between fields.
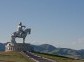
xmin=34 ymin=52 xmax=84 ymax=62
xmin=0 ymin=51 xmax=84 ymax=62
xmin=0 ymin=51 xmax=34 ymax=62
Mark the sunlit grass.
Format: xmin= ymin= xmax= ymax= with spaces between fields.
xmin=0 ymin=51 xmax=34 ymax=62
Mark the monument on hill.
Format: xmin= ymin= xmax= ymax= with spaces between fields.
xmin=5 ymin=22 xmax=33 ymax=52
xmin=11 ymin=22 xmax=31 ymax=44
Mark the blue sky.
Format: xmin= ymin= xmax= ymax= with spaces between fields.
xmin=0 ymin=0 xmax=84 ymax=49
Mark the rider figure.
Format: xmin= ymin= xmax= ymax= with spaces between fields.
xmin=17 ymin=22 xmax=26 ymax=36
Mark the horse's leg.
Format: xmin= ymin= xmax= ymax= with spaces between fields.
xmin=23 ymin=38 xmax=25 ymax=43
xmin=11 ymin=36 xmax=16 ymax=43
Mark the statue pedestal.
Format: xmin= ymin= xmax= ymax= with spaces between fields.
xmin=5 ymin=42 xmax=33 ymax=52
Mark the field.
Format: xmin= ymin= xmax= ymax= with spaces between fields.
xmin=0 ymin=51 xmax=84 ymax=62
xmin=34 ymin=52 xmax=84 ymax=62
xmin=0 ymin=51 xmax=34 ymax=62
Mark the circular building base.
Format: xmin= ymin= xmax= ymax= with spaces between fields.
xmin=5 ymin=42 xmax=33 ymax=52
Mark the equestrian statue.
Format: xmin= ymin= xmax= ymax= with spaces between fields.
xmin=11 ymin=22 xmax=31 ymax=43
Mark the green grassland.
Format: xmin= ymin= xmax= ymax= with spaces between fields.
xmin=0 ymin=51 xmax=34 ymax=62
xmin=0 ymin=51 xmax=84 ymax=62
xmin=34 ymin=52 xmax=84 ymax=62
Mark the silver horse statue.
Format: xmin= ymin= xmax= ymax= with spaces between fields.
xmin=11 ymin=22 xmax=31 ymax=43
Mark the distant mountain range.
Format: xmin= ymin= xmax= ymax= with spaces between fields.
xmin=1 ymin=43 xmax=84 ymax=59
xmin=0 ymin=43 xmax=5 ymax=51
xmin=32 ymin=44 xmax=84 ymax=59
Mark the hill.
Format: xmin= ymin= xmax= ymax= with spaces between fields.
xmin=32 ymin=44 xmax=56 ymax=52
xmin=34 ymin=52 xmax=84 ymax=62
xmin=0 ymin=51 xmax=83 ymax=62
xmin=1 ymin=43 xmax=84 ymax=59
xmin=32 ymin=44 xmax=84 ymax=59
xmin=0 ymin=51 xmax=34 ymax=62
xmin=0 ymin=43 xmax=5 ymax=51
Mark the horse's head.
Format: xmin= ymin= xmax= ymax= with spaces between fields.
xmin=24 ymin=28 xmax=31 ymax=34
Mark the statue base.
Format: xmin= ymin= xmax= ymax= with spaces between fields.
xmin=5 ymin=42 xmax=34 ymax=52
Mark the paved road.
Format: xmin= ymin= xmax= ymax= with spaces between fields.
xmin=23 ymin=51 xmax=56 ymax=62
